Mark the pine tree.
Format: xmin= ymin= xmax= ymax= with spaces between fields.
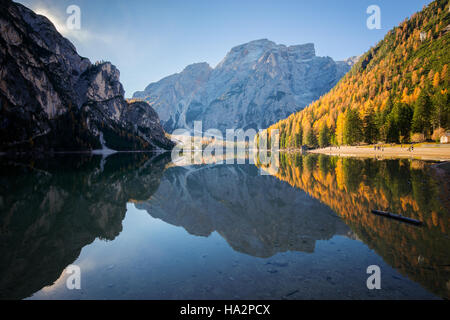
xmin=295 ymin=130 xmax=303 ymax=147
xmin=343 ymin=109 xmax=363 ymax=145
xmin=433 ymin=72 xmax=440 ymax=87
xmin=396 ymin=103 xmax=414 ymax=142
xmin=432 ymin=90 xmax=449 ymax=130
xmin=362 ymin=109 xmax=377 ymax=144
xmin=378 ymin=96 xmax=394 ymax=142
xmin=319 ymin=124 xmax=330 ymax=148
xmin=412 ymin=90 xmax=433 ymax=137
xmin=386 ymin=112 xmax=399 ymax=143
xmin=335 ymin=113 xmax=346 ymax=146
xmin=385 ymin=102 xmax=413 ymax=143
xmin=306 ymin=128 xmax=318 ymax=147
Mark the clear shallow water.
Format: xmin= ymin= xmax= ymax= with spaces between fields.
xmin=0 ymin=153 xmax=448 ymax=300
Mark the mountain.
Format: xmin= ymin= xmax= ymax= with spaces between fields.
xmin=133 ymin=39 xmax=357 ymax=133
xmin=265 ymin=0 xmax=449 ymax=149
xmin=0 ymin=0 xmax=173 ymax=152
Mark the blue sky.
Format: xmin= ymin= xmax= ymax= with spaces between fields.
xmin=18 ymin=0 xmax=432 ymax=97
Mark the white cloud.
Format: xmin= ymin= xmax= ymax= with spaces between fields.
xmin=33 ymin=7 xmax=113 ymax=45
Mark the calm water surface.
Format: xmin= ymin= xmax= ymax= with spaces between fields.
xmin=0 ymin=153 xmax=448 ymax=300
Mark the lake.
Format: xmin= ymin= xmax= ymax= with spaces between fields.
xmin=0 ymin=152 xmax=448 ymax=300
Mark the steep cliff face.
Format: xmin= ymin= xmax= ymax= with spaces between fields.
xmin=134 ymin=39 xmax=357 ymax=133
xmin=134 ymin=62 xmax=213 ymax=132
xmin=121 ymin=101 xmax=174 ymax=149
xmin=0 ymin=0 xmax=173 ymax=152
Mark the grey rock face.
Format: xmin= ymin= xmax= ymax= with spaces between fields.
xmin=121 ymin=101 xmax=174 ymax=149
xmin=134 ymin=39 xmax=357 ymax=133
xmin=0 ymin=0 xmax=172 ymax=152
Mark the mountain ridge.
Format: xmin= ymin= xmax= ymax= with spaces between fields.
xmin=0 ymin=0 xmax=173 ymax=152
xmin=134 ymin=39 xmax=358 ymax=133
xmin=264 ymin=0 xmax=449 ymax=148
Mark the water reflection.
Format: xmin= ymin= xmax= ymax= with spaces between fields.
xmin=136 ymin=165 xmax=351 ymax=258
xmin=259 ymin=153 xmax=450 ymax=299
xmin=0 ymin=153 xmax=170 ymax=299
xmin=0 ymin=152 xmax=448 ymax=299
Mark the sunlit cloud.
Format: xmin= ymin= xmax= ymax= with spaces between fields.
xmin=33 ymin=6 xmax=113 ymax=45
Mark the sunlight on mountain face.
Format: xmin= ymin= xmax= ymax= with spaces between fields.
xmin=33 ymin=7 xmax=111 ymax=44
xmin=34 ymin=8 xmax=68 ymax=35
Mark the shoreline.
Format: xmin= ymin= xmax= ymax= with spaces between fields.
xmin=0 ymin=150 xmax=172 ymax=157
xmin=307 ymin=145 xmax=450 ymax=161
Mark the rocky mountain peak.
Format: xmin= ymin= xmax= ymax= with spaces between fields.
xmin=229 ymin=39 xmax=278 ymax=54
xmin=217 ymin=39 xmax=278 ymax=69
xmin=339 ymin=55 xmax=361 ymax=66
xmin=183 ymin=62 xmax=212 ymax=73
xmin=134 ymin=39 xmax=354 ymax=133
xmin=287 ymin=43 xmax=316 ymax=60
xmin=181 ymin=62 xmax=213 ymax=82
xmin=0 ymin=0 xmax=173 ymax=152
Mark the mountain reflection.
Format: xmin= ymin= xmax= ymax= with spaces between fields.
xmin=0 ymin=153 xmax=170 ymax=300
xmin=0 ymin=152 xmax=448 ymax=300
xmin=135 ymin=164 xmax=351 ymax=258
xmin=258 ymin=153 xmax=450 ymax=299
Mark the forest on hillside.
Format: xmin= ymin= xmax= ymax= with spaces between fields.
xmin=265 ymin=0 xmax=449 ymax=148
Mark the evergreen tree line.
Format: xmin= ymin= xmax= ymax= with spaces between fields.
xmin=272 ymin=0 xmax=449 ymax=150
xmin=278 ymin=86 xmax=449 ymax=149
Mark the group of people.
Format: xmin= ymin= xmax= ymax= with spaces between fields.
xmin=373 ymin=144 xmax=415 ymax=152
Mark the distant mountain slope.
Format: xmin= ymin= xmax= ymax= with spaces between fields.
xmin=0 ymin=0 xmax=173 ymax=152
xmin=265 ymin=0 xmax=449 ymax=148
xmin=134 ymin=39 xmax=356 ymax=133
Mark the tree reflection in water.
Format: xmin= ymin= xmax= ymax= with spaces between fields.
xmin=258 ymin=153 xmax=449 ymax=299
xmin=0 ymin=153 xmax=170 ymax=300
